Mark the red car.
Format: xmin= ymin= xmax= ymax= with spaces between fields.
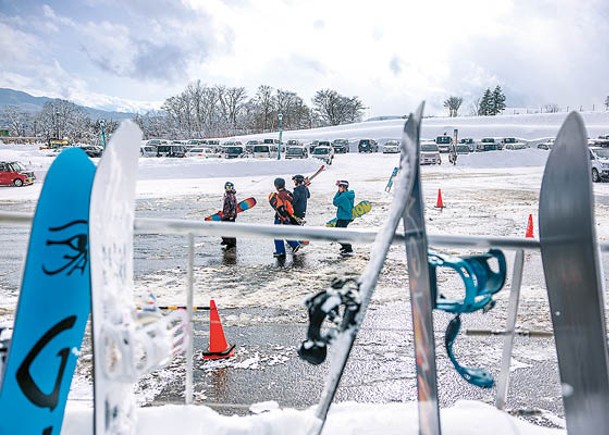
xmin=0 ymin=161 xmax=36 ymax=187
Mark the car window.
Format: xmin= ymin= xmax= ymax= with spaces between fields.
xmin=421 ymin=144 xmax=439 ymax=152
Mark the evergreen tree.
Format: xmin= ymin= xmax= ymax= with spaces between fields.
xmin=479 ymin=89 xmax=493 ymax=116
xmin=492 ymin=85 xmax=506 ymax=115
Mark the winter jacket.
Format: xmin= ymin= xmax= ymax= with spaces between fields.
xmin=222 ymin=189 xmax=238 ymax=221
xmin=269 ymin=189 xmax=297 ymax=224
xmin=333 ymin=189 xmax=355 ymax=221
xmin=292 ymin=185 xmax=310 ymax=219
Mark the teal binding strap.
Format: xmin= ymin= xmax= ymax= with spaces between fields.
xmin=429 ymin=249 xmax=507 ymax=388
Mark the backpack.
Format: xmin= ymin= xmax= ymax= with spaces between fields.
xmin=269 ymin=190 xmax=295 ymax=218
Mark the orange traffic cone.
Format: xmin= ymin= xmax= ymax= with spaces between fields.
xmin=435 ymin=189 xmax=445 ymax=209
xmin=525 ymin=214 xmax=534 ymax=238
xmin=202 ymin=299 xmax=235 ymax=360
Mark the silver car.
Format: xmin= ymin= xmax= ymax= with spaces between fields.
xmin=420 ymin=142 xmax=441 ymax=165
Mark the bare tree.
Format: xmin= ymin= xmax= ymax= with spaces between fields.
xmin=443 ymin=96 xmax=463 ymax=117
xmin=312 ymin=89 xmax=365 ymax=126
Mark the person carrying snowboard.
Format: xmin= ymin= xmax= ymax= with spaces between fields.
xmin=333 ymin=179 xmax=355 ymax=255
xmin=269 ymin=177 xmax=301 ymax=258
xmin=220 ymin=181 xmax=237 ymax=249
xmin=292 ymin=174 xmax=310 ymax=221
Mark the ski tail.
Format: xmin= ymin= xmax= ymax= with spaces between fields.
xmin=306 ymin=102 xmax=423 ymax=435
xmin=402 ymin=102 xmax=442 ymax=434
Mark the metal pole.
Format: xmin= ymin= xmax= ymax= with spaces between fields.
xmin=495 ymin=249 xmax=524 ymax=409
xmin=185 ymin=233 xmax=194 ymax=404
xmin=277 ymin=113 xmax=283 ymax=160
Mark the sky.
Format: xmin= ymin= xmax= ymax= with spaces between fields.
xmin=1 ymin=0 xmax=609 ymax=117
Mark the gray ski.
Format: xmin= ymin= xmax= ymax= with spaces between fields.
xmin=403 ymin=108 xmax=442 ymax=433
xmin=302 ymin=103 xmax=423 ymax=435
xmin=539 ymin=111 xmax=609 ymax=434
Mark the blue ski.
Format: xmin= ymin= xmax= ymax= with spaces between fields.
xmin=0 ymin=148 xmax=95 ymax=434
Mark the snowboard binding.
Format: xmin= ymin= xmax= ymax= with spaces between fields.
xmin=429 ymin=249 xmax=507 ymax=388
xmin=298 ymin=278 xmax=361 ymax=365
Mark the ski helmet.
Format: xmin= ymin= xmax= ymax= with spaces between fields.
xmin=336 ymin=179 xmax=349 ymax=188
xmin=274 ymin=177 xmax=285 ymax=188
xmin=292 ymin=174 xmax=305 ymax=184
xmin=224 ymin=181 xmax=234 ymax=190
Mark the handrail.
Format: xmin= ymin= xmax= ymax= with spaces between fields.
xmin=0 ymin=210 xmax=545 ymax=251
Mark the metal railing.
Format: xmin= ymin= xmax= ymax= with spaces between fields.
xmin=0 ymin=210 xmax=586 ymax=409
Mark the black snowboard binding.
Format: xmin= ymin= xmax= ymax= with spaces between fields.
xmin=298 ymin=278 xmax=361 ymax=365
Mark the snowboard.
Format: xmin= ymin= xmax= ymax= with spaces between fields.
xmin=539 ymin=111 xmax=609 ymax=434
xmin=302 ymin=104 xmax=422 ymax=434
xmin=403 ymin=110 xmax=442 ymax=432
xmin=385 ymin=166 xmax=399 ymax=192
xmin=90 ymin=121 xmax=189 ymax=434
xmin=204 ymin=197 xmax=257 ymax=221
xmin=325 ymin=200 xmax=372 ymax=227
xmin=0 ymin=148 xmax=95 ymax=434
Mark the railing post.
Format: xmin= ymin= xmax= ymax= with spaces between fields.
xmin=185 ymin=233 xmax=194 ymax=404
xmin=495 ymin=249 xmax=524 ymax=409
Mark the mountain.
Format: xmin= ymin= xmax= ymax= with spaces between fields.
xmin=0 ymin=88 xmax=136 ymax=120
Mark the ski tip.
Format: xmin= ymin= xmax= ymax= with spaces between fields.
xmin=549 ymin=110 xmax=588 ymax=158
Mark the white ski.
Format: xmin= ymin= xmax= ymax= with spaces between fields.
xmin=90 ymin=121 xmax=189 ymax=434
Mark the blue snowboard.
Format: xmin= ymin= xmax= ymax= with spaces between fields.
xmin=0 ymin=148 xmax=95 ymax=434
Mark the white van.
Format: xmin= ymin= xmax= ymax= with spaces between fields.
xmin=590 ymin=147 xmax=609 ymax=182
xmin=140 ymin=144 xmax=157 ymax=157
xmin=253 ymin=144 xmax=271 ymax=159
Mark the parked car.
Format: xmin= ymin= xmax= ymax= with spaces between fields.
xmin=382 ymin=139 xmax=400 ymax=154
xmin=140 ymin=144 xmax=157 ymax=157
xmin=223 ymin=145 xmax=246 ymax=159
xmin=308 ymin=140 xmax=320 ymax=153
xmin=455 ymin=145 xmax=470 ymax=155
xmin=477 ymin=138 xmax=498 ymax=152
xmin=145 ymin=139 xmax=169 ymax=147
xmin=253 ymin=144 xmax=271 ymax=159
xmin=420 ymin=142 xmax=441 ymax=165
xmin=285 ymin=146 xmax=309 ymax=159
xmin=435 ymin=135 xmax=452 ymax=153
xmin=311 ymin=145 xmax=334 ymax=165
xmin=459 ymin=137 xmax=476 ymax=152
xmin=501 ymin=137 xmax=528 ymax=150
xmin=186 ymin=147 xmax=221 ymax=158
xmin=589 ymin=147 xmax=609 ymax=182
xmin=156 ymin=144 xmax=186 ymax=158
xmin=245 ymin=139 xmax=261 ymax=153
xmin=185 ymin=139 xmax=208 ymax=150
xmin=262 ymin=138 xmax=279 ymax=153
xmin=80 ymin=145 xmax=103 ymax=158
xmin=358 ymin=139 xmax=378 ymax=153
xmin=332 ymin=138 xmax=350 ymax=153
xmin=537 ymin=139 xmax=554 ymax=150
xmin=0 ymin=161 xmax=36 ymax=186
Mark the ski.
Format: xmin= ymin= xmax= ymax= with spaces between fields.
xmin=306 ymin=164 xmax=325 ymax=184
xmin=0 ymin=148 xmax=95 ymax=434
xmin=300 ymin=103 xmax=423 ymax=435
xmin=538 ymin=111 xmax=609 ymax=434
xmin=385 ymin=166 xmax=399 ymax=192
xmin=90 ymin=121 xmax=189 ymax=434
xmin=403 ymin=107 xmax=442 ymax=432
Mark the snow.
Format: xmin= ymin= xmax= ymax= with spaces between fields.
xmin=3 ymin=111 xmax=609 ymax=434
